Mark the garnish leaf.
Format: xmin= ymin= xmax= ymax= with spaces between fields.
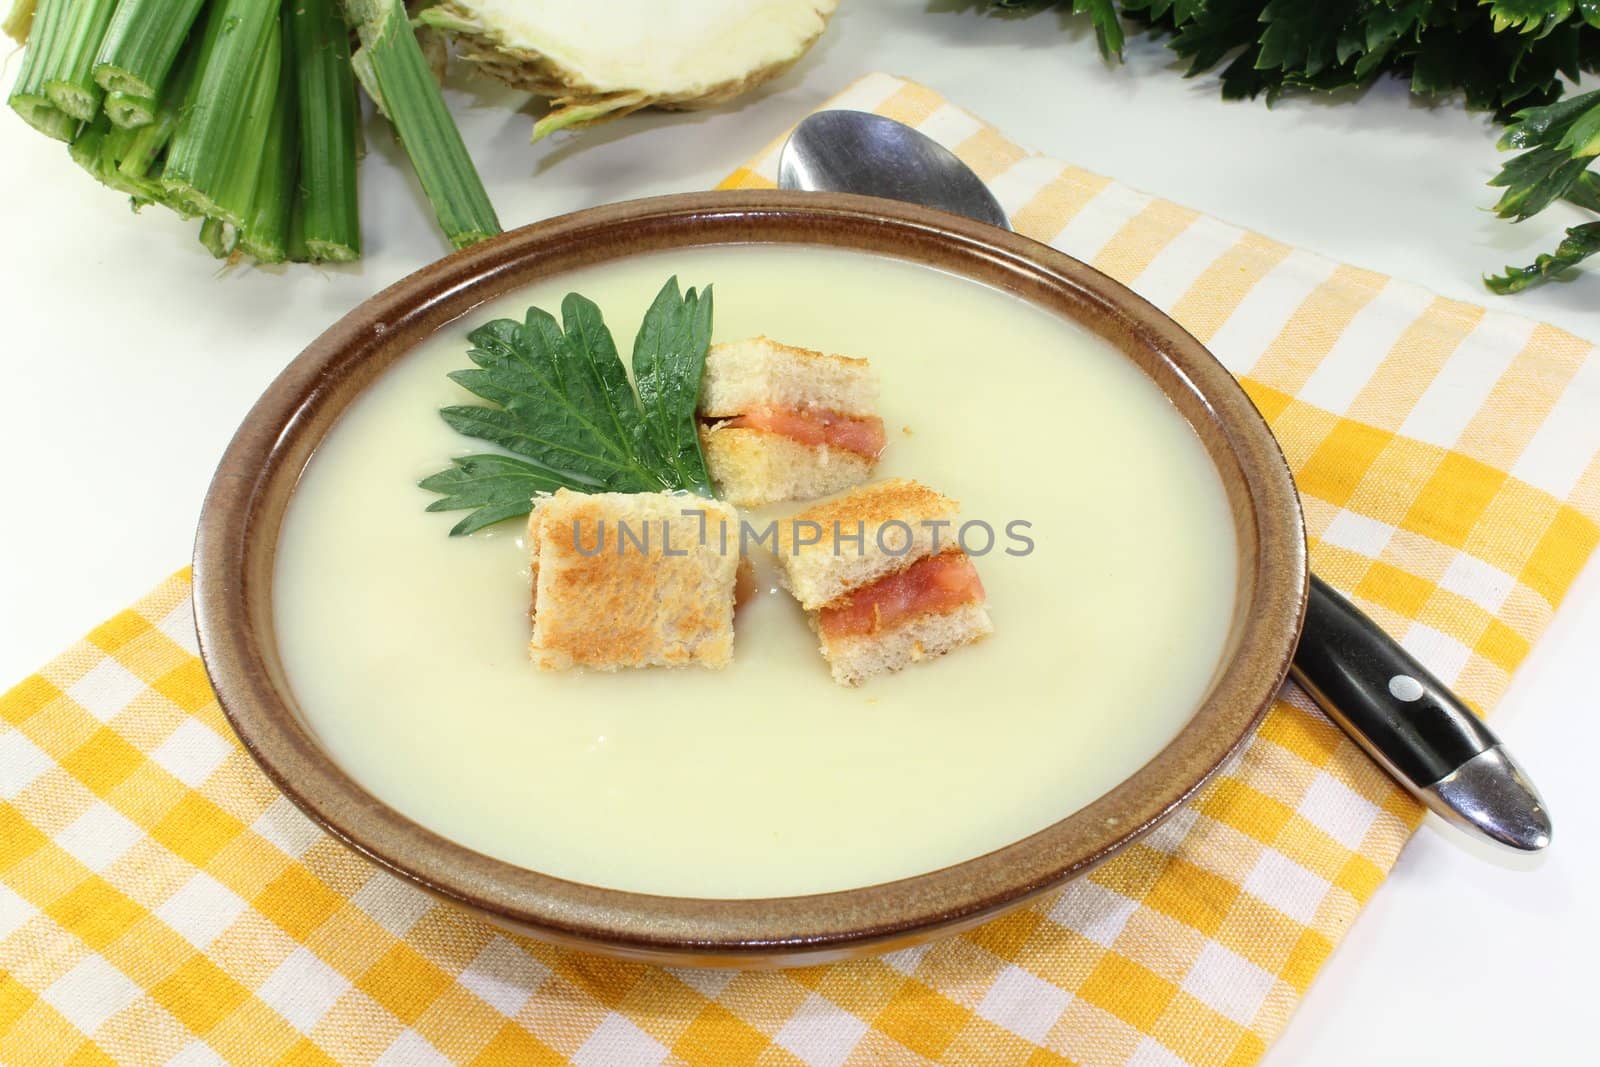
xmin=422 ymin=276 xmax=716 ymax=534
xmin=441 ymin=313 xmax=656 ymax=489
xmin=632 ymin=278 xmax=715 ymax=498
xmin=558 ymin=293 xmax=658 ymax=472
xmin=419 ymin=455 xmax=573 ymax=536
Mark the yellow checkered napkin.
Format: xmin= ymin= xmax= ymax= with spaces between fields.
xmin=5 ymin=73 xmax=1600 ymax=1067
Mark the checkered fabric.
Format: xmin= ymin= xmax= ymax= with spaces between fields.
xmin=5 ymin=74 xmax=1600 ymax=1067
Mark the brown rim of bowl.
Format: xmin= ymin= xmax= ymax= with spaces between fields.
xmin=194 ymin=190 xmax=1307 ymax=965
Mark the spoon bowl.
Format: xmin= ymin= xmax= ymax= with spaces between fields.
xmin=779 ymin=110 xmax=1012 ymax=230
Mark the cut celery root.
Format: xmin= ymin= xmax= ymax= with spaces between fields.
xmin=419 ymin=0 xmax=837 ymax=140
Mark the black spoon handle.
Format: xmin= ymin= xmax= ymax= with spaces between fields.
xmin=1292 ymin=574 xmax=1495 ymax=783
xmin=1289 ymin=574 xmax=1550 ymax=851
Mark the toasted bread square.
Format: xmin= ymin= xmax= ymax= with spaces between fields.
xmin=818 ymin=601 xmax=994 ymax=686
xmin=699 ymin=336 xmax=878 ymax=418
xmin=527 ymin=491 xmax=739 ymax=670
xmin=699 ymin=425 xmax=874 ymax=508
xmin=773 ymin=479 xmax=961 ymax=610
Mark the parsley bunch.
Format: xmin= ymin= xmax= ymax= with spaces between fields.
xmin=988 ymin=1 xmax=1600 ymax=292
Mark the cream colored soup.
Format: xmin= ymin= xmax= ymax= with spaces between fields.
xmin=273 ymin=245 xmax=1237 ymax=898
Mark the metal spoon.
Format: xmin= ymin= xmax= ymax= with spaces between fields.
xmin=778 ymin=111 xmax=1010 ymax=230
xmin=778 ymin=109 xmax=1552 ymax=853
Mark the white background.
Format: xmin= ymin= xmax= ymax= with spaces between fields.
xmin=2 ymin=2 xmax=1596 ymax=1063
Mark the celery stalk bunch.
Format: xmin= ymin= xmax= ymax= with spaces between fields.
xmin=5 ymin=0 xmax=500 ymax=264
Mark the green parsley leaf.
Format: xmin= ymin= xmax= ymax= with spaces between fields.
xmin=632 ymin=277 xmax=715 ymax=498
xmin=988 ymin=0 xmax=1124 ymax=57
xmin=422 ymin=276 xmax=716 ymax=535
xmin=419 ymin=455 xmax=572 ymax=537
xmin=1255 ymin=0 xmax=1360 ymax=79
xmin=1563 ymin=169 xmax=1600 ymax=211
xmin=1485 ymin=0 xmax=1576 ymax=37
xmin=1490 ymin=89 xmax=1600 ymax=221
xmin=1072 ymin=0 xmax=1127 ymax=57
xmin=1486 ymin=220 xmax=1600 ymax=291
xmin=1488 ymin=90 xmax=1600 ymax=292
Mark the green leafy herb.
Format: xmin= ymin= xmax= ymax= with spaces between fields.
xmin=1486 ymin=88 xmax=1600 ymax=289
xmin=1487 ymin=221 xmax=1600 ymax=291
xmin=631 ymin=278 xmax=715 ymax=498
xmin=421 ymin=277 xmax=716 ymax=535
xmin=1067 ymin=0 xmax=1124 ymax=57
xmin=987 ymin=0 xmax=1124 ymax=58
xmin=982 ymin=0 xmax=1600 ymax=292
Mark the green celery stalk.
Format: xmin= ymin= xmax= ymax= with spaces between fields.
xmin=103 ymin=87 xmax=153 ymax=127
xmin=286 ymin=190 xmax=312 ymax=263
xmin=206 ymin=13 xmax=282 ymax=227
xmin=100 ymin=121 xmax=146 ymax=191
xmin=12 ymin=98 xmax=79 ymax=141
xmin=40 ymin=0 xmax=118 ymax=121
xmin=101 ymin=120 xmax=138 ymax=161
xmin=347 ymin=42 xmax=381 ymax=116
xmin=292 ymin=0 xmax=360 ymax=261
xmin=239 ymin=14 xmax=298 ymax=264
xmin=341 ymin=0 xmax=499 ymax=249
xmin=162 ymin=0 xmax=279 ymax=224
xmin=293 ymin=0 xmax=362 ymax=259
xmin=198 ymin=215 xmax=232 ymax=259
xmin=93 ymin=0 xmax=206 ymax=108
xmin=8 ymin=0 xmax=80 ymax=139
xmin=67 ymin=111 xmax=112 ymax=178
xmin=4 ymin=0 xmax=37 ymax=42
xmin=69 ymin=113 xmax=151 ymax=198
xmin=118 ymin=32 xmax=202 ymax=186
xmin=77 ymin=116 xmax=166 ymax=200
